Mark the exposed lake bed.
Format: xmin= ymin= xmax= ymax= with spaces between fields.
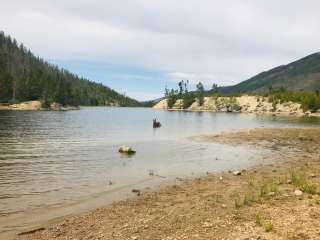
xmin=16 ymin=127 xmax=320 ymax=240
xmin=1 ymin=108 xmax=320 ymax=239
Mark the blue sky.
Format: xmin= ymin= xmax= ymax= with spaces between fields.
xmin=1 ymin=0 xmax=320 ymax=101
xmin=50 ymin=59 xmax=174 ymax=100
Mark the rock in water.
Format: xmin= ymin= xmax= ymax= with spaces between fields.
xmin=119 ymin=146 xmax=136 ymax=154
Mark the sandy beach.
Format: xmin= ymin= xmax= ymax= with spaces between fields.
xmin=13 ymin=127 xmax=320 ymax=240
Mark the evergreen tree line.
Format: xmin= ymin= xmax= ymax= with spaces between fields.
xmin=0 ymin=31 xmax=140 ymax=107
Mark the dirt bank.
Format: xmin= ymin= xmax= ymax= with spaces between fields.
xmin=17 ymin=128 xmax=320 ymax=240
xmin=153 ymin=95 xmax=320 ymax=117
xmin=0 ymin=101 xmax=42 ymax=110
xmin=0 ymin=101 xmax=80 ymax=111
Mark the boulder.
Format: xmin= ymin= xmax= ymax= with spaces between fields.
xmin=119 ymin=146 xmax=136 ymax=154
xmin=50 ymin=102 xmax=62 ymax=111
xmin=233 ymin=171 xmax=242 ymax=176
xmin=228 ymin=104 xmax=242 ymax=112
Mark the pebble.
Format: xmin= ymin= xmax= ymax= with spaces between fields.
xmin=294 ymin=189 xmax=303 ymax=196
xmin=268 ymin=192 xmax=275 ymax=196
xmin=233 ymin=171 xmax=241 ymax=176
xmin=202 ymin=222 xmax=213 ymax=228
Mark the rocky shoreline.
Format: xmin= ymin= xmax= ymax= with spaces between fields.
xmin=0 ymin=101 xmax=80 ymax=111
xmin=153 ymin=95 xmax=320 ymax=117
xmin=16 ymin=128 xmax=320 ymax=240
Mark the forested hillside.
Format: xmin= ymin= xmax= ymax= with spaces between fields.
xmin=218 ymin=52 xmax=320 ymax=94
xmin=0 ymin=31 xmax=141 ymax=107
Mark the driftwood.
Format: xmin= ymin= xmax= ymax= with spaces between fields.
xmin=17 ymin=227 xmax=45 ymax=236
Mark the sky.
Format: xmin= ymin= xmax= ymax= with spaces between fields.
xmin=1 ymin=1 xmax=320 ymax=100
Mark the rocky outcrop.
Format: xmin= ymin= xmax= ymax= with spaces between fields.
xmin=153 ymin=99 xmax=168 ymax=109
xmin=172 ymin=99 xmax=184 ymax=110
xmin=153 ymin=95 xmax=310 ymax=116
xmin=105 ymin=100 xmax=120 ymax=107
xmin=49 ymin=102 xmax=80 ymax=111
xmin=0 ymin=101 xmax=80 ymax=111
xmin=0 ymin=101 xmax=42 ymax=110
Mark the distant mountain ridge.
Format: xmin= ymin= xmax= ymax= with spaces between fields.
xmin=0 ymin=31 xmax=141 ymax=107
xmin=218 ymin=52 xmax=320 ymax=93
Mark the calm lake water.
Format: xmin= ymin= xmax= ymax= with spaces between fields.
xmin=0 ymin=107 xmax=320 ymax=236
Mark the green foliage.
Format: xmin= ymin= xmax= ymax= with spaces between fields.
xmin=230 ymin=178 xmax=279 ymax=209
xmin=196 ymin=82 xmax=205 ymax=105
xmin=264 ymin=222 xmax=273 ymax=232
xmin=231 ymin=192 xmax=242 ymax=209
xmin=165 ymin=87 xmax=178 ymax=109
xmin=183 ymin=92 xmax=194 ymax=109
xmin=255 ymin=213 xmax=263 ymax=226
xmin=255 ymin=213 xmax=273 ymax=232
xmin=0 ymin=31 xmax=140 ymax=107
xmin=164 ymin=80 xmax=198 ymax=109
xmin=289 ymin=168 xmax=317 ymax=194
xmin=211 ymin=83 xmax=218 ymax=93
xmin=210 ymin=92 xmax=242 ymax=98
xmin=215 ymin=97 xmax=238 ymax=109
xmin=265 ymin=88 xmax=320 ymax=112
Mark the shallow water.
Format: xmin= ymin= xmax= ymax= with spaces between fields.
xmin=0 ymin=107 xmax=320 ymax=235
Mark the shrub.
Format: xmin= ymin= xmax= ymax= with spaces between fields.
xmin=183 ymin=92 xmax=195 ymax=109
xmin=265 ymin=89 xmax=320 ymax=112
xmin=264 ymin=222 xmax=273 ymax=232
xmin=255 ymin=213 xmax=263 ymax=226
xmin=231 ymin=192 xmax=242 ymax=209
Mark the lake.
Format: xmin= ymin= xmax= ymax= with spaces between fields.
xmin=0 ymin=107 xmax=320 ymax=236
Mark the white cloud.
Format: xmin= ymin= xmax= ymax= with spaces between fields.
xmin=1 ymin=0 xmax=320 ymax=99
xmin=168 ymin=72 xmax=220 ymax=87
